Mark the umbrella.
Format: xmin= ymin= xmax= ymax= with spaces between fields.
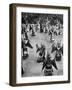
xmin=25 ymin=40 xmax=33 ymax=49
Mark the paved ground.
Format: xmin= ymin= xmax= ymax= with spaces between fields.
xmin=22 ymin=31 xmax=63 ymax=77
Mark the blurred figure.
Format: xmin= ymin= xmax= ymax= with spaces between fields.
xmin=51 ymin=42 xmax=63 ymax=61
xmin=55 ymin=42 xmax=63 ymax=61
xmin=42 ymin=52 xmax=58 ymax=76
xmin=49 ymin=27 xmax=55 ymax=42
xmin=22 ymin=33 xmax=33 ymax=60
xmin=36 ymin=44 xmax=46 ymax=63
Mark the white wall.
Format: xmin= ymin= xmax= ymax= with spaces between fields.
xmin=0 ymin=0 xmax=72 ymax=90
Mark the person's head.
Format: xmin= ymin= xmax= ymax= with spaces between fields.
xmin=57 ymin=42 xmax=61 ymax=48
